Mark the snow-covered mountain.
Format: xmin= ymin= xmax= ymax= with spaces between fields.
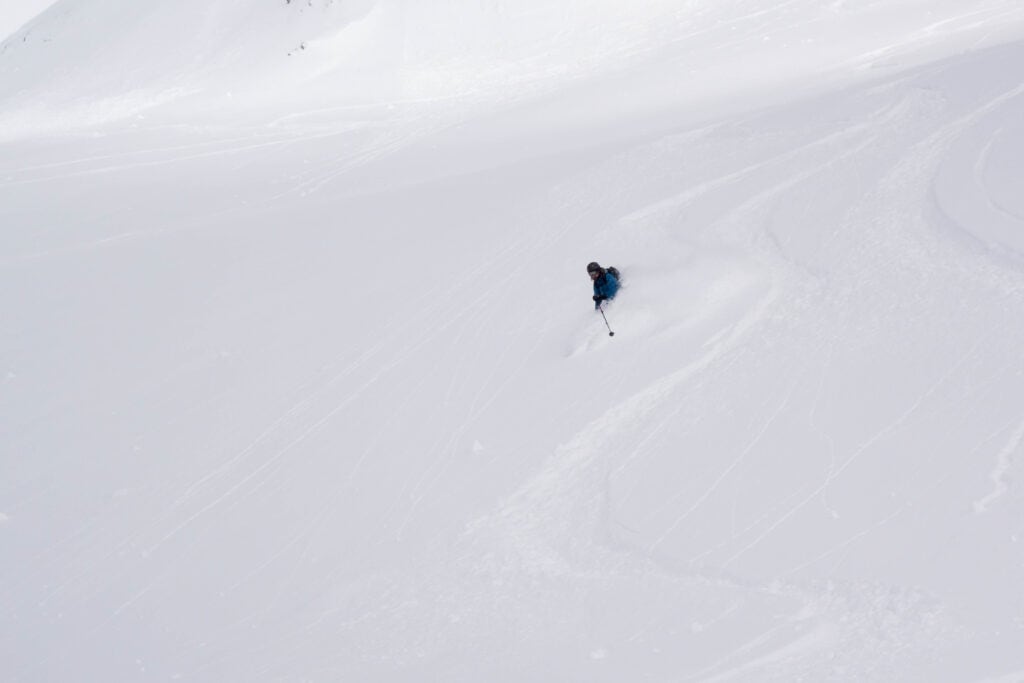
xmin=4 ymin=0 xmax=1022 ymax=139
xmin=0 ymin=0 xmax=60 ymax=42
xmin=3 ymin=1 xmax=1024 ymax=681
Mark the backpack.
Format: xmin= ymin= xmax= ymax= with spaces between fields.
xmin=606 ymin=266 xmax=621 ymax=282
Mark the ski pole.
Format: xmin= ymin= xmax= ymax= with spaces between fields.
xmin=599 ymin=304 xmax=615 ymax=337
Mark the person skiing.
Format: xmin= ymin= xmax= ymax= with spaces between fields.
xmin=587 ymin=261 xmax=620 ymax=310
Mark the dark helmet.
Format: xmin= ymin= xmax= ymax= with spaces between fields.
xmin=586 ymin=262 xmax=601 ymax=274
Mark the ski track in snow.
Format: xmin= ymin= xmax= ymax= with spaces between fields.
xmin=648 ymin=375 xmax=800 ymax=553
xmin=972 ymin=416 xmax=1024 ymax=514
xmin=434 ymin=46 xmax=1024 ymax=678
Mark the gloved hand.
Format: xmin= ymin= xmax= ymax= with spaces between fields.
xmin=592 ymin=295 xmax=602 ymax=302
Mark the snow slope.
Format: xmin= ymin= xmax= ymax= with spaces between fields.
xmin=0 ymin=0 xmax=60 ymax=42
xmin=3 ymin=1 xmax=1024 ymax=681
xmin=3 ymin=0 xmax=1023 ymax=138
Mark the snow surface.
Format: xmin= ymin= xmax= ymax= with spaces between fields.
xmin=0 ymin=0 xmax=60 ymax=42
xmin=3 ymin=1 xmax=1024 ymax=681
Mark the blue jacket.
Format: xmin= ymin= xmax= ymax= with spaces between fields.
xmin=593 ymin=271 xmax=620 ymax=308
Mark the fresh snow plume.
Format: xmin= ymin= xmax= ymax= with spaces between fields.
xmin=2 ymin=1 xmax=1024 ymax=682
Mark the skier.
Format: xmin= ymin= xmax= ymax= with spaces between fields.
xmin=587 ymin=261 xmax=620 ymax=310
